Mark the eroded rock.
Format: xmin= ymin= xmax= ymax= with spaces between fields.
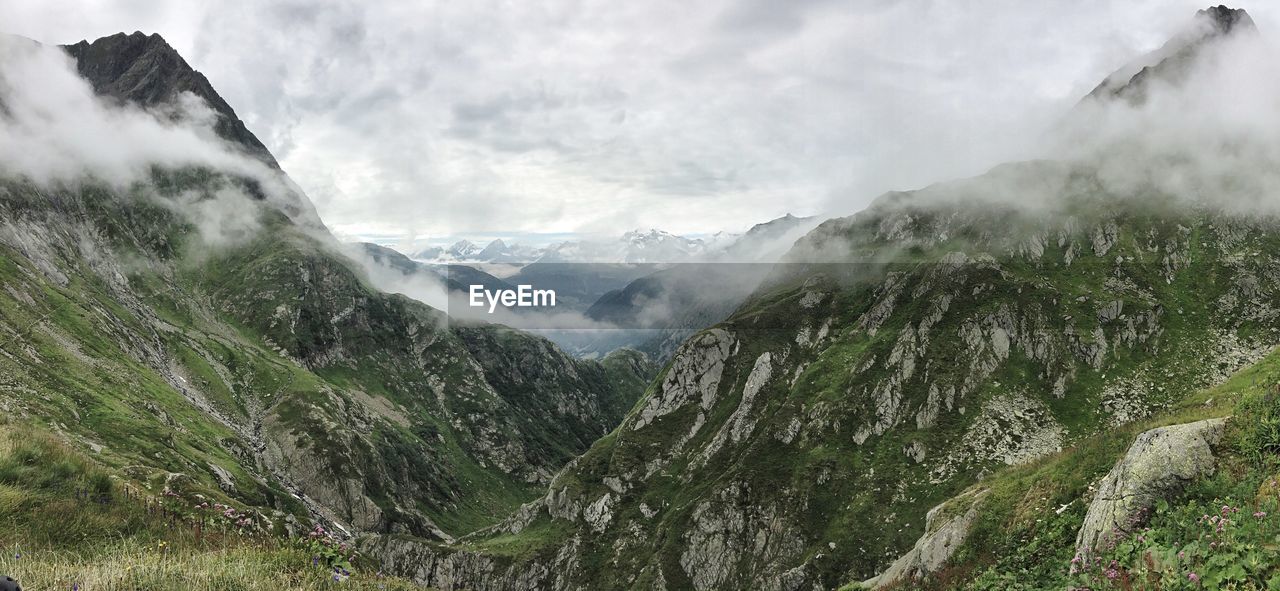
xmin=1073 ymin=418 xmax=1227 ymax=557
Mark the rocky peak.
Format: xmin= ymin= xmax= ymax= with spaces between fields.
xmin=446 ymin=239 xmax=479 ymax=258
xmin=61 ymin=31 xmax=279 ymax=168
xmin=478 ymin=238 xmax=508 ymax=254
xmin=1084 ymin=5 xmax=1256 ymax=105
xmin=1197 ymin=5 xmax=1255 ymax=36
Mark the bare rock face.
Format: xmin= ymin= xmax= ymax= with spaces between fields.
xmin=61 ymin=32 xmax=280 ymax=168
xmin=632 ymin=329 xmax=735 ymax=430
xmin=1074 ymin=418 xmax=1228 ymax=557
xmin=862 ymin=488 xmax=989 ymax=589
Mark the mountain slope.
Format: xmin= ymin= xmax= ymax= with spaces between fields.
xmin=366 ymin=158 xmax=1280 ymax=589
xmin=0 ymin=31 xmax=653 ymax=550
xmin=356 ymin=8 xmax=1280 ymax=585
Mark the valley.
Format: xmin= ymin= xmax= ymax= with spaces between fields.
xmin=3 ymin=4 xmax=1280 ymax=591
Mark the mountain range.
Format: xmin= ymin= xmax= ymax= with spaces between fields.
xmin=4 ymin=5 xmax=1280 ymax=591
xmin=408 ymin=219 xmax=814 ymax=266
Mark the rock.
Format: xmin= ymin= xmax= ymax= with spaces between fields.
xmin=359 ymin=533 xmax=572 ymax=591
xmin=582 ymin=493 xmax=615 ymax=533
xmin=162 ymin=471 xmax=194 ymax=496
xmin=679 ymin=482 xmax=807 ymax=591
xmin=207 ymin=462 xmax=236 ymax=493
xmin=932 ymin=393 xmax=1063 ymax=482
xmin=904 ymin=441 xmax=927 ymax=464
xmin=862 ymin=488 xmax=989 ymax=589
xmin=694 ymin=352 xmax=773 ymax=466
xmin=632 ymin=329 xmax=735 ymax=430
xmin=1073 ymin=418 xmax=1227 ymax=557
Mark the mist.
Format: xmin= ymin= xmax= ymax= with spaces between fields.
xmin=0 ymin=34 xmax=314 ymax=249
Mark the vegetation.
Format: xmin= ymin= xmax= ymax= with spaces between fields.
xmin=0 ymin=422 xmax=422 ymax=590
xmin=879 ymin=346 xmax=1280 ymax=590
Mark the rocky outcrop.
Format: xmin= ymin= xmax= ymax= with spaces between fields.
xmin=862 ymin=488 xmax=989 ymax=589
xmin=1074 ymin=418 xmax=1228 ymax=557
xmin=359 ymin=535 xmax=571 ymax=591
xmin=678 ymin=481 xmax=809 ymax=591
xmin=632 ymin=329 xmax=735 ymax=430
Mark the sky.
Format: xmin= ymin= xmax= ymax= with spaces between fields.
xmin=3 ymin=0 xmax=1273 ymax=247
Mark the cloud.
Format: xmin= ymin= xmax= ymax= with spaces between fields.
xmin=6 ymin=0 xmax=1279 ymax=244
xmin=1048 ymin=27 xmax=1280 ymax=212
xmin=0 ymin=37 xmax=237 ymax=184
xmin=0 ymin=35 xmax=312 ymax=247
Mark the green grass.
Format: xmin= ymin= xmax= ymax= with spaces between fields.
xmin=0 ymin=421 xmax=424 ymax=591
xmin=866 ymin=344 xmax=1280 ymax=590
xmin=0 ymin=543 xmax=420 ymax=591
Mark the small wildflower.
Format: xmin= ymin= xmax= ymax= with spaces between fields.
xmin=1188 ymin=571 xmax=1200 ymax=583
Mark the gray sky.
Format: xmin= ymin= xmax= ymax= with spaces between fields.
xmin=3 ymin=0 xmax=1268 ymax=244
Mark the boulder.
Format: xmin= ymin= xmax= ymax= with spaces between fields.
xmin=1073 ymin=417 xmax=1227 ymax=557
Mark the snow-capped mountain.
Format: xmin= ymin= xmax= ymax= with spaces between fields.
xmin=401 ymin=216 xmax=818 ymax=266
xmin=410 ymin=238 xmax=541 ymax=264
xmin=446 ymin=239 xmax=481 ymax=259
xmin=536 ymin=229 xmax=709 ymax=264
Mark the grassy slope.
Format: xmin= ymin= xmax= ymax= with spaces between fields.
xmin=0 ymin=422 xmax=423 ymax=591
xmin=858 ymin=342 xmax=1280 ymax=590
xmin=2 ymin=175 xmax=655 ymax=541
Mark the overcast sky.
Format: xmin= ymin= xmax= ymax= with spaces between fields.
xmin=3 ymin=0 xmax=1272 ymax=246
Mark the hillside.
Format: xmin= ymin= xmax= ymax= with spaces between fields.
xmin=0 ymin=26 xmax=654 ymax=579
xmin=6 ymin=4 xmax=1280 ymax=591
xmin=344 ymin=8 xmax=1280 ymax=589
xmin=363 ymin=156 xmax=1280 ymax=589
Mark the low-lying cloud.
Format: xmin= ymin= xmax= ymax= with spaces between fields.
xmin=0 ymin=35 xmax=309 ymax=247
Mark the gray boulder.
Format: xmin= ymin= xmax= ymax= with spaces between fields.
xmin=1073 ymin=417 xmax=1227 ymax=557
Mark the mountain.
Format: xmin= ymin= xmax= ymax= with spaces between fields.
xmin=356 ymin=6 xmax=1280 ymax=590
xmin=402 ymin=221 xmax=812 ymax=289
xmin=578 ymin=214 xmax=822 ymax=361
xmin=537 ymin=229 xmax=708 ymax=264
xmin=1084 ymin=5 xmax=1255 ymax=105
xmin=710 ymin=213 xmax=819 ymax=262
xmin=0 ymin=29 xmax=656 ymax=568
xmin=359 ymin=241 xmax=515 ymax=295
xmin=446 ymin=239 xmax=481 ymax=259
xmin=64 ymin=32 xmax=280 ymax=169
xmin=413 ymin=244 xmax=445 ymax=260
xmin=10 ymin=4 xmax=1278 ymax=590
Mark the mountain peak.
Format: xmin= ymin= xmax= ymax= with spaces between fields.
xmin=1083 ymin=5 xmax=1256 ymax=105
xmin=1196 ymin=5 xmax=1255 ymax=35
xmin=61 ymin=32 xmax=279 ymax=168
